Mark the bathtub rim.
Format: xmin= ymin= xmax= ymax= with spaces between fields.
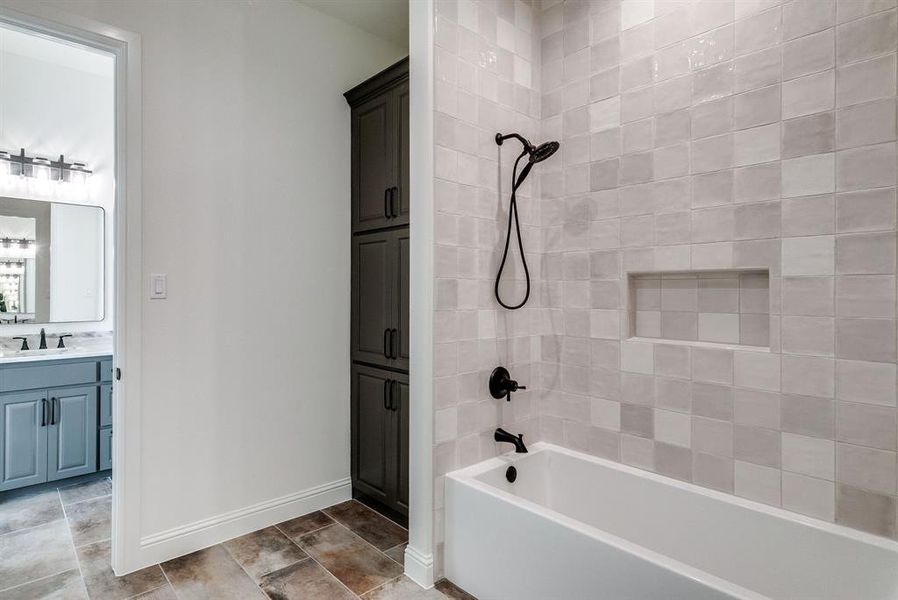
xmin=446 ymin=442 xmax=898 ymax=600
xmin=448 ymin=441 xmax=898 ymax=554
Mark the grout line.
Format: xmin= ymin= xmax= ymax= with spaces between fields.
xmin=58 ymin=488 xmax=90 ymax=598
xmin=360 ymin=574 xmax=405 ymax=598
xmin=0 ymin=515 xmax=68 ymax=539
xmin=0 ymin=567 xmax=83 ymax=595
xmin=292 ymin=530 xmax=364 ymax=599
xmin=60 ymin=491 xmax=112 ymax=510
xmin=157 ymin=560 xmax=182 ymax=600
xmin=124 ymin=583 xmax=170 ymax=600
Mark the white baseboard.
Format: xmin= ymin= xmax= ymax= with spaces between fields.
xmin=131 ymin=477 xmax=351 ymax=570
xmin=404 ymin=544 xmax=434 ymax=588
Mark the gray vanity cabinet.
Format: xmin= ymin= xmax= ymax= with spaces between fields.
xmin=47 ymin=385 xmax=98 ymax=481
xmin=0 ymin=391 xmax=48 ymax=490
xmin=0 ymin=356 xmax=111 ymax=492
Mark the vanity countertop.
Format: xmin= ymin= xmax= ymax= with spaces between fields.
xmin=0 ymin=332 xmax=112 ymax=364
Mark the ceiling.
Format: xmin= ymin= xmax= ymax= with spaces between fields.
xmin=297 ymin=0 xmax=408 ymax=49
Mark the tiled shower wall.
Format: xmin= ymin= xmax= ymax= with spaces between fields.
xmin=536 ymin=0 xmax=898 ymax=540
xmin=430 ymin=0 xmax=543 ymax=573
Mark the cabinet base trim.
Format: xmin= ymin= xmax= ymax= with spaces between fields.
xmin=404 ymin=544 xmax=434 ymax=589
xmin=137 ymin=477 xmax=351 ymax=565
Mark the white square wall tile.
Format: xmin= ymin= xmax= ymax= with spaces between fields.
xmin=621 ymin=340 xmax=655 ymax=374
xmin=655 ymin=409 xmax=692 ymax=447
xmin=698 ymin=313 xmax=741 ymax=344
xmin=592 ymin=397 xmax=622 ymax=431
xmin=735 ymin=460 xmax=781 ymax=505
xmin=782 ymin=433 xmax=835 ymax=479
xmin=782 ymin=472 xmax=835 ymax=521
xmin=781 ymin=153 xmax=835 ymax=198
xmin=782 ymin=236 xmax=835 ymax=276
xmin=621 ymin=0 xmax=655 ymax=30
xmin=734 ymin=351 xmax=781 ymax=391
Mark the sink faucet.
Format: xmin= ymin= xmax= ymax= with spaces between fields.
xmin=494 ymin=427 xmax=528 ymax=453
xmin=38 ymin=328 xmax=47 ymax=350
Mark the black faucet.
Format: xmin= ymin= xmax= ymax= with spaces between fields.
xmin=12 ymin=336 xmax=28 ymax=351
xmin=38 ymin=328 xmax=47 ymax=350
xmin=489 ymin=367 xmax=527 ymax=401
xmin=494 ymin=427 xmax=528 ymax=453
xmin=57 ymin=334 xmax=72 ymax=349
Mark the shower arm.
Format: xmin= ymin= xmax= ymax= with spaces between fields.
xmin=495 ymin=132 xmax=534 ymax=152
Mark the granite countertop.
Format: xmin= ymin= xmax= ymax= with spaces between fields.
xmin=0 ymin=331 xmax=112 ymax=364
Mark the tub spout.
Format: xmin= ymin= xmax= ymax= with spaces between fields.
xmin=495 ymin=427 xmax=528 ymax=453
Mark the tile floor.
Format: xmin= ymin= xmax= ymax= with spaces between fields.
xmin=0 ymin=477 xmax=473 ymax=599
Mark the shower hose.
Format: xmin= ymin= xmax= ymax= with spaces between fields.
xmin=494 ymin=149 xmax=531 ymax=310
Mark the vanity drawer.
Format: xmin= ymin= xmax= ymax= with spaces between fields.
xmin=100 ymin=384 xmax=112 ymax=427
xmin=99 ymin=427 xmax=112 ymax=471
xmin=99 ymin=359 xmax=113 ymax=383
xmin=0 ymin=361 xmax=98 ymax=392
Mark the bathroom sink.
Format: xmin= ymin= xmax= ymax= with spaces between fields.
xmin=4 ymin=346 xmax=82 ymax=357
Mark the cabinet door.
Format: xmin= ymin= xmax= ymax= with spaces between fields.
xmin=352 ymin=93 xmax=394 ymax=233
xmin=352 ymin=232 xmax=393 ymax=368
xmin=47 ymin=385 xmax=97 ymax=481
xmin=351 ymin=365 xmax=392 ymax=505
xmin=99 ymin=428 xmax=112 ymax=471
xmin=0 ymin=391 xmax=48 ymax=491
xmin=388 ymin=375 xmax=409 ymax=516
xmin=391 ymin=229 xmax=410 ymax=371
xmin=100 ymin=384 xmax=112 ymax=428
xmin=391 ymin=81 xmax=410 ymax=227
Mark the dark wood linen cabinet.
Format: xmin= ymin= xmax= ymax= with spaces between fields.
xmin=345 ymin=57 xmax=409 ymax=523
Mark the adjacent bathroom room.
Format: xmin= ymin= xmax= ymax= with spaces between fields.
xmin=1 ymin=0 xmax=898 ymax=598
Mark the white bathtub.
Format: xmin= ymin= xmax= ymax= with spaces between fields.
xmin=445 ymin=443 xmax=898 ymax=600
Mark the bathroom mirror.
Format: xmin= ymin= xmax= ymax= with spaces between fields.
xmin=0 ymin=197 xmax=104 ymax=324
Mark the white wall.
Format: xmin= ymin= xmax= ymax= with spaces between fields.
xmin=0 ymin=24 xmax=114 ymax=332
xmin=0 ymin=0 xmax=405 ymax=563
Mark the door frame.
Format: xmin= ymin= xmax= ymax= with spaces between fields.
xmin=406 ymin=0 xmax=435 ymax=588
xmin=0 ymin=4 xmax=143 ymax=575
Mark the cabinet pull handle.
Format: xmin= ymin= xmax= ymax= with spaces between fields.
xmin=383 ymin=379 xmax=390 ymax=410
xmin=384 ymin=188 xmax=391 ymax=218
xmin=383 ymin=328 xmax=390 ymax=358
xmin=50 ymin=398 xmax=57 ymax=425
xmin=390 ymin=186 xmax=399 ymax=217
xmin=390 ymin=380 xmax=399 ymax=411
xmin=40 ymin=398 xmax=47 ymax=427
xmin=390 ymin=328 xmax=398 ymax=359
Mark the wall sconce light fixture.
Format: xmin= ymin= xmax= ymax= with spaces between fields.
xmin=0 ymin=148 xmax=92 ymax=184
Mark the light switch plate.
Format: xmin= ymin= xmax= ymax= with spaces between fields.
xmin=150 ymin=274 xmax=167 ymax=299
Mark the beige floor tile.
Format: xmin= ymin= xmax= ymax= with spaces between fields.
xmin=299 ymin=524 xmax=403 ymax=595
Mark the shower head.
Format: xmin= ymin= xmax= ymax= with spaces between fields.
xmin=495 ymin=132 xmax=560 ymax=189
xmin=495 ymin=132 xmax=560 ymax=164
xmin=530 ymin=141 xmax=560 ymax=164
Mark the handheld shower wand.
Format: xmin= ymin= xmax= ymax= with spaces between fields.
xmin=494 ymin=132 xmax=560 ymax=310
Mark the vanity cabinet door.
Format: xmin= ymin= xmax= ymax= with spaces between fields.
xmin=390 ymin=80 xmax=410 ymax=227
xmin=351 ymin=365 xmax=392 ymax=505
xmin=352 ymin=92 xmax=394 ymax=233
xmin=47 ymin=385 xmax=97 ymax=481
xmin=0 ymin=391 xmax=48 ymax=491
xmin=99 ymin=384 xmax=112 ymax=428
xmin=352 ymin=232 xmax=394 ymax=368
xmin=391 ymin=229 xmax=410 ymax=371
xmin=99 ymin=428 xmax=112 ymax=471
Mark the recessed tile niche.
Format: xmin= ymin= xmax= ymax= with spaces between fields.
xmin=628 ymin=270 xmax=770 ymax=349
